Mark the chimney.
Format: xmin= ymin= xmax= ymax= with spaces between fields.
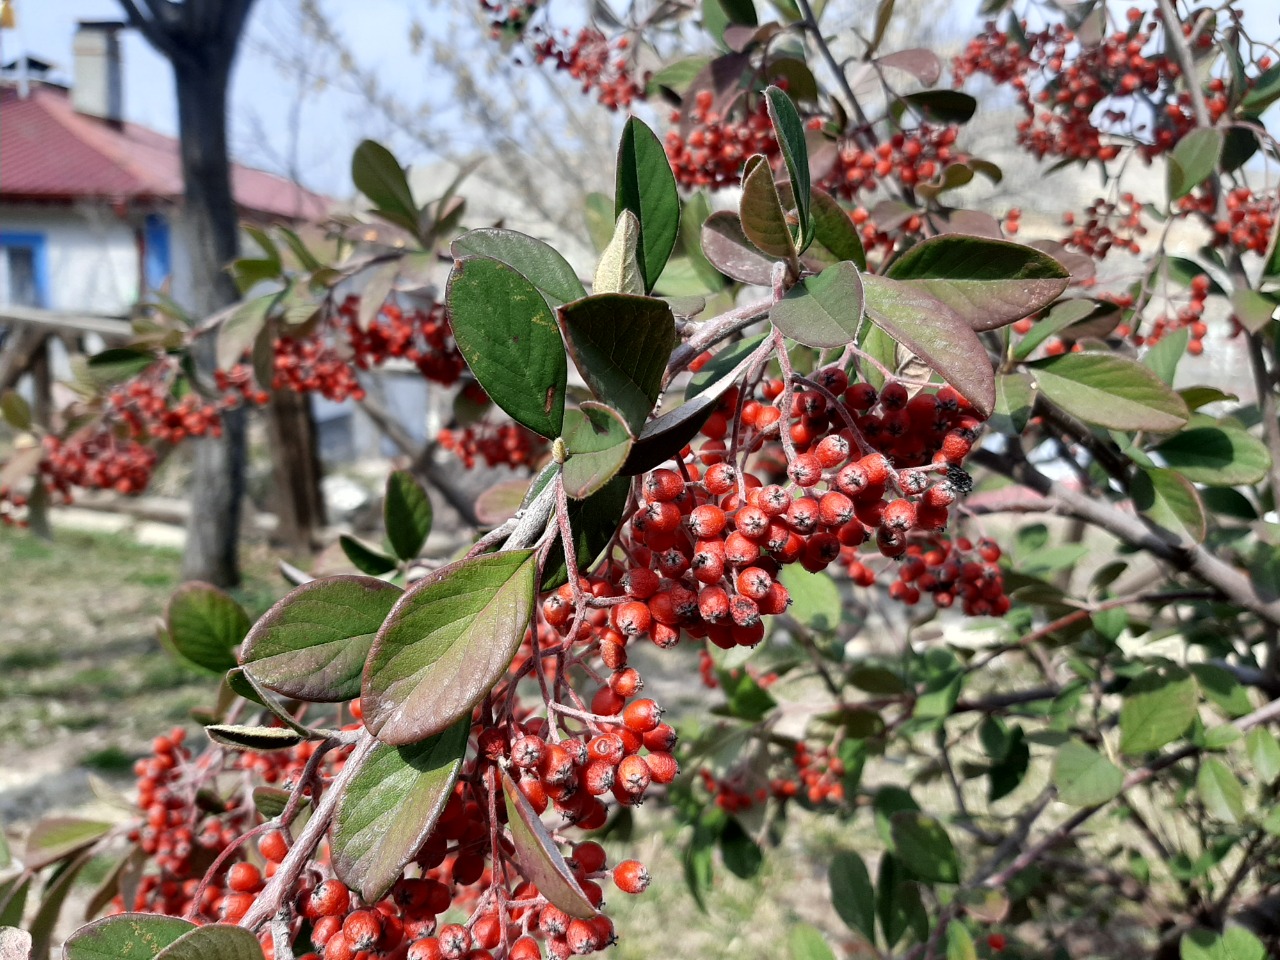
xmin=72 ymin=21 xmax=124 ymax=123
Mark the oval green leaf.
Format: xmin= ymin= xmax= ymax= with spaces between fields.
xmin=153 ymin=923 xmax=265 ymax=960
xmin=385 ymin=470 xmax=433 ymax=562
xmin=241 ymin=576 xmax=402 ymax=702
xmin=331 ymin=719 xmax=469 ymax=903
xmin=1132 ymin=467 xmax=1207 ymax=544
xmin=446 ymin=256 xmax=568 ymax=439
xmin=1167 ymin=128 xmax=1224 ymax=202
xmin=352 ymin=140 xmax=419 ymax=235
xmin=557 ymin=294 xmax=676 ymax=436
xmin=739 ymin=155 xmax=793 ymax=259
xmin=770 ymin=260 xmax=865 ymax=349
xmin=64 ymin=913 xmax=195 ymax=960
xmin=561 ymin=402 xmax=634 ymax=499
xmin=890 ymin=810 xmax=960 ymax=883
xmin=1030 ymin=354 xmax=1189 ymax=433
xmin=1119 ymin=664 xmax=1198 ymax=755
xmin=362 ymin=551 xmax=536 ymax=745
xmin=451 ymin=228 xmax=586 ymax=306
xmin=1197 ymin=756 xmax=1245 ymax=824
xmin=204 ymin=724 xmax=307 ymax=752
xmin=886 ymin=234 xmax=1069 ymax=331
xmin=165 ymin=583 xmax=251 ymax=675
xmin=340 ymin=535 xmax=398 ymax=576
xmin=764 ymin=86 xmax=811 ymax=248
xmin=810 ymin=188 xmax=866 ymax=270
xmin=829 ymin=850 xmax=875 ymax=942
xmin=501 ymin=771 xmax=597 ymax=918
xmin=862 ymin=274 xmax=995 ymax=416
xmin=1052 ymin=740 xmax=1124 ymax=806
xmin=616 ymin=117 xmax=680 ymax=292
xmin=701 ymin=211 xmax=775 ymax=284
xmin=1155 ymin=426 xmax=1271 ymax=486
xmin=25 ymin=819 xmax=112 ymax=872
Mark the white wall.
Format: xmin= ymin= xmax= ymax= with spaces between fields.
xmin=1 ymin=202 xmax=141 ymax=314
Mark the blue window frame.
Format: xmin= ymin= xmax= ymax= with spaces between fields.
xmin=143 ymin=213 xmax=171 ymax=291
xmin=0 ymin=232 xmax=51 ymax=308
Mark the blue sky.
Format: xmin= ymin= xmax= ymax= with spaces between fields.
xmin=7 ymin=0 xmax=1278 ymax=200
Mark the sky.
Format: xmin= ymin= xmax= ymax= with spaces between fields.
xmin=4 ymin=0 xmax=434 ymax=197
xmin=6 ymin=0 xmax=1279 ymax=202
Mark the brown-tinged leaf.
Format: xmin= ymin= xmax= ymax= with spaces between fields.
xmin=501 ymin=771 xmax=597 ymax=918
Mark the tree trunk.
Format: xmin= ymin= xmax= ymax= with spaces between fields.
xmin=174 ymin=56 xmax=246 ymax=587
xmin=266 ymin=385 xmax=326 ymax=554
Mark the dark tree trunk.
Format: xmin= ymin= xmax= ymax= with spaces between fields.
xmin=266 ymin=385 xmax=327 ymax=554
xmin=173 ymin=54 xmax=247 ymax=587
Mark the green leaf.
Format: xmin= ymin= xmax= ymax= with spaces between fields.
xmin=251 ymin=786 xmax=293 ymax=819
xmin=331 ymin=719 xmax=468 ymax=903
xmin=770 ymin=261 xmax=865 ymax=349
xmin=204 ymin=724 xmax=306 ymax=752
xmin=778 ymin=566 xmax=841 ymax=632
xmin=593 ymin=211 xmax=645 ymax=296
xmin=1132 ymin=467 xmax=1207 ymax=544
xmin=362 ymin=551 xmax=537 ymax=745
xmin=558 ymin=294 xmax=676 ymax=436
xmin=877 ymin=854 xmax=927 ymax=947
xmin=83 ymin=348 xmax=154 ymax=388
xmin=1 ymin=390 xmax=32 ymax=430
xmin=584 ymin=192 xmax=615 ymax=253
xmin=1189 ymin=663 xmax=1252 ymax=718
xmin=701 ymin=211 xmax=775 ymax=285
xmin=153 ymin=924 xmax=265 ymax=960
xmin=890 ymin=811 xmax=960 ymax=883
xmin=719 ymin=817 xmax=763 ymax=878
xmin=647 ymin=56 xmax=713 ymax=96
xmin=764 ymin=87 xmax=811 ymax=248
xmin=339 ymin=535 xmax=398 ymax=576
xmin=1052 ymin=740 xmax=1124 ymax=806
xmin=1197 ymin=757 xmax=1246 ymax=824
xmin=830 ymin=851 xmax=876 ymax=942
xmin=687 ymin=334 xmax=767 ymax=399
xmin=899 ymin=90 xmax=977 ymax=122
xmin=561 ymin=403 xmax=634 ymax=499
xmin=616 ymin=117 xmax=680 ymax=292
xmin=680 ymin=191 xmax=724 ymax=292
xmin=165 ymin=584 xmax=250 ymax=675
xmin=1167 ymin=128 xmax=1224 ymax=202
xmin=739 ymin=155 xmax=794 ymax=259
xmin=64 ymin=913 xmax=196 ymax=960
xmin=946 ymin=922 xmax=978 ymax=960
xmin=886 ymin=235 xmax=1068 ymax=332
xmin=1013 ymin=299 xmax=1119 ymax=360
xmin=1247 ymin=727 xmax=1280 ymax=782
xmin=787 ymin=925 xmax=835 ymax=960
xmin=810 ymin=188 xmax=866 ymax=269
xmin=24 ymin=818 xmax=111 ymax=871
xmin=850 ymin=666 xmax=905 ymax=694
xmin=862 ymin=275 xmax=996 ymax=416
xmin=385 ymin=470 xmax=433 ymax=562
xmin=239 ymin=576 xmax=400 ymax=703
xmin=451 ymin=228 xmax=586 ymax=307
xmin=541 ymin=476 xmax=630 ymax=591
xmin=29 ymin=851 xmax=95 ymax=960
xmin=1180 ymin=927 xmax=1266 ymax=960
xmin=990 ymin=372 xmax=1034 ymax=434
xmin=1143 ymin=327 xmax=1190 ymax=384
xmin=1030 ymin=354 xmax=1189 ymax=432
xmin=0 ymin=876 xmax=29 ymax=928
xmin=501 ymin=771 xmax=598 ymax=918
xmin=446 ymin=255 xmax=568 ymax=439
xmin=352 ymin=140 xmax=419 ymax=235
xmin=1230 ymin=288 xmax=1276 ymax=334
xmin=1119 ymin=664 xmax=1199 ymax=755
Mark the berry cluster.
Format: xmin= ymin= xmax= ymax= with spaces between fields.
xmin=879 ymin=535 xmax=1010 ymax=616
xmin=1060 ymin=194 xmax=1147 ymax=259
xmin=821 ymin=124 xmax=965 ymax=200
xmin=530 ymin=28 xmax=644 ymax=111
xmin=438 ymin=422 xmax=547 ymax=470
xmin=664 ymin=90 xmax=779 ymax=190
xmin=952 ymin=10 xmax=1225 ymax=163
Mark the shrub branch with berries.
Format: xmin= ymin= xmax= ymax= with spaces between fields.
xmin=3 ymin=1 xmax=1280 ymax=958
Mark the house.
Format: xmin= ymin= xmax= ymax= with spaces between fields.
xmin=0 ymin=20 xmax=328 ymax=317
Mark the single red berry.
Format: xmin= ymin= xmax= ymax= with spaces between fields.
xmin=613 ymin=859 xmax=651 ymax=894
xmin=622 ymin=698 xmax=662 ymax=733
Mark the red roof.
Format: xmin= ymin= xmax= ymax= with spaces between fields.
xmin=1 ymin=83 xmax=329 ymax=221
